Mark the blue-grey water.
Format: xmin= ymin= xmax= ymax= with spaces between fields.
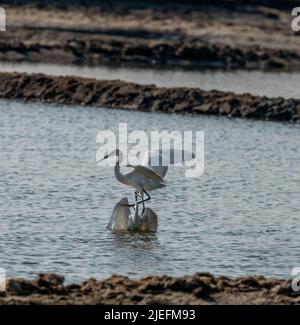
xmin=0 ymin=99 xmax=299 ymax=282
xmin=0 ymin=62 xmax=300 ymax=99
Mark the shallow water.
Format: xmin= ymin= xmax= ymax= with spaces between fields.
xmin=1 ymin=62 xmax=300 ymax=99
xmin=0 ymin=100 xmax=299 ymax=282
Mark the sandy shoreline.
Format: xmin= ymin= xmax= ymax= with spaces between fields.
xmin=0 ymin=72 xmax=299 ymax=122
xmin=0 ymin=1 xmax=300 ymax=70
xmin=0 ymin=273 xmax=299 ymax=305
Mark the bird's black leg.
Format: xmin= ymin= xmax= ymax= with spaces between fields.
xmin=121 ymin=203 xmax=135 ymax=208
xmin=134 ymin=191 xmax=145 ymax=213
xmin=120 ymin=191 xmax=139 ymax=209
xmin=136 ymin=190 xmax=151 ymax=214
xmin=140 ymin=192 xmax=145 ymax=214
xmin=134 ymin=191 xmax=139 ymax=208
xmin=143 ymin=190 xmax=151 ymax=203
xmin=123 ymin=191 xmax=151 ymax=212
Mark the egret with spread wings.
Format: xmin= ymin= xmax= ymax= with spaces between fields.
xmin=98 ymin=148 xmax=194 ymax=211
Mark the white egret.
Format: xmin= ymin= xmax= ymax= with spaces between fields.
xmin=99 ymin=148 xmax=194 ymax=210
xmin=107 ymin=193 xmax=158 ymax=232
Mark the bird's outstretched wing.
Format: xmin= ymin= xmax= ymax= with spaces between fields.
xmin=107 ymin=198 xmax=130 ymax=231
xmin=127 ymin=164 xmax=164 ymax=182
xmin=140 ymin=207 xmax=158 ymax=232
xmin=141 ymin=148 xmax=195 ymax=179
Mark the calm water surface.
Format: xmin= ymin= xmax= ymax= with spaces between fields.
xmin=0 ymin=100 xmax=299 ymax=282
xmin=0 ymin=62 xmax=300 ymax=99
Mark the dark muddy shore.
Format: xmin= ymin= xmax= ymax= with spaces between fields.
xmin=0 ymin=72 xmax=299 ymax=122
xmin=0 ymin=1 xmax=300 ymax=70
xmin=1 ymin=273 xmax=299 ymax=305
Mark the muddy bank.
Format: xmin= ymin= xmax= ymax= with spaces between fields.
xmin=0 ymin=2 xmax=300 ymax=70
xmin=0 ymin=273 xmax=299 ymax=305
xmin=2 ymin=36 xmax=298 ymax=71
xmin=0 ymin=72 xmax=299 ymax=122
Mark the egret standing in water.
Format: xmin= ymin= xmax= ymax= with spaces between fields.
xmin=107 ymin=193 xmax=158 ymax=232
xmin=98 ymin=148 xmax=195 ymax=232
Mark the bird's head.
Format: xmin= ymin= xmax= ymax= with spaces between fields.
xmin=97 ymin=149 xmax=121 ymax=163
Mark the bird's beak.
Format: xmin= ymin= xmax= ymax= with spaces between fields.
xmin=97 ymin=155 xmax=109 ymax=163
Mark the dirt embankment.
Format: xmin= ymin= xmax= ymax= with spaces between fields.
xmin=0 ymin=2 xmax=300 ymax=70
xmin=0 ymin=273 xmax=299 ymax=305
xmin=0 ymin=72 xmax=299 ymax=122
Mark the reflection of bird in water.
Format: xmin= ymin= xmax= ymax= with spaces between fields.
xmin=99 ymin=148 xmax=194 ymax=212
xmin=107 ymin=194 xmax=158 ymax=232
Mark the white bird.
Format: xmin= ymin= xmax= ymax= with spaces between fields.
xmin=107 ymin=193 xmax=158 ymax=232
xmin=99 ymin=148 xmax=195 ymax=212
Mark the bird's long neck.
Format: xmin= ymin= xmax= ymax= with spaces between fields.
xmin=114 ymin=150 xmax=128 ymax=185
xmin=114 ymin=165 xmax=127 ymax=185
xmin=133 ymin=202 xmax=140 ymax=226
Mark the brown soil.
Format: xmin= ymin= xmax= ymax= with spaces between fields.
xmin=0 ymin=1 xmax=300 ymax=70
xmin=0 ymin=272 xmax=299 ymax=305
xmin=0 ymin=72 xmax=299 ymax=122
